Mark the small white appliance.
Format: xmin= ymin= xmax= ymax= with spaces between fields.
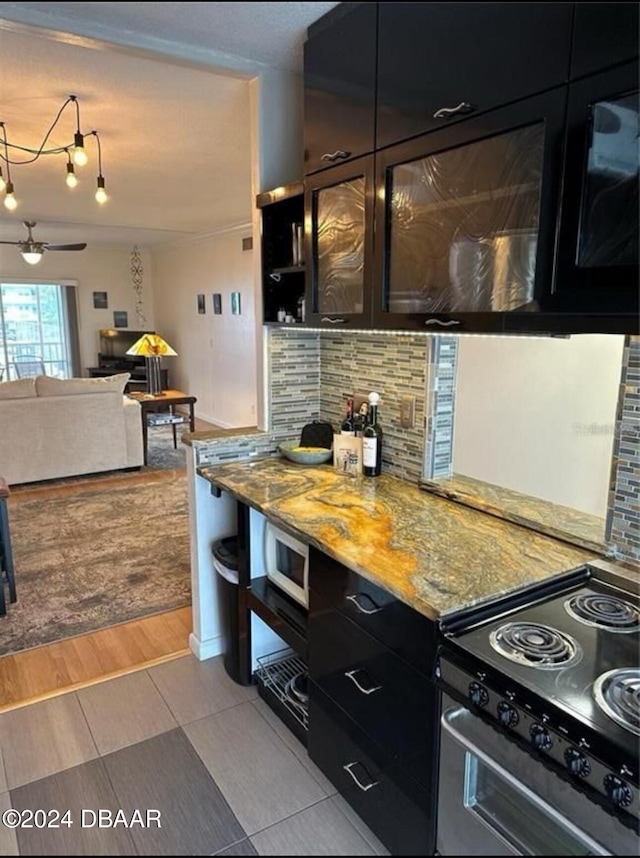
xmin=264 ymin=521 xmax=309 ymax=607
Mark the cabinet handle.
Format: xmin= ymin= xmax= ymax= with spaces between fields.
xmin=320 ymin=149 xmax=351 ymax=162
xmin=269 ymin=272 xmax=282 ymax=282
xmin=433 ymin=101 xmax=475 ymax=119
xmin=321 ymin=316 xmax=348 ymax=324
xmin=424 ymin=318 xmax=461 ymax=327
xmin=344 ymin=669 xmax=382 ymax=695
xmin=343 ymin=762 xmax=379 ymax=792
xmin=346 ymin=592 xmax=382 ymax=614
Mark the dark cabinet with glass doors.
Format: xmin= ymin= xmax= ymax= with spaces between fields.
xmin=301 ymin=1 xmax=638 ymax=335
xmin=304 ymin=155 xmax=375 ymax=329
xmin=372 ymin=89 xmax=567 ymax=332
xmin=507 ymin=61 xmax=638 ymax=332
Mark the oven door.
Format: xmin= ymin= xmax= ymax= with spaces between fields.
xmin=437 ymin=694 xmax=634 ymax=856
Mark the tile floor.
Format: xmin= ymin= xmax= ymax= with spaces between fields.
xmin=0 ymin=654 xmax=390 ymax=856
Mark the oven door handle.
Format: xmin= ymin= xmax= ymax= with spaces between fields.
xmin=441 ymin=707 xmax=611 ymax=857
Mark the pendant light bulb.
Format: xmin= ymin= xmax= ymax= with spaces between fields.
xmin=4 ymin=181 xmax=17 ymax=210
xmin=73 ymin=131 xmax=88 ymax=167
xmin=95 ymin=175 xmax=107 ymax=204
xmin=66 ymin=162 xmax=78 ymax=189
xmin=0 ymin=168 xmax=5 ymax=194
xmin=22 ymin=251 xmax=43 ymax=265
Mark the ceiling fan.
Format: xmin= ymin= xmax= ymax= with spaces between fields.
xmin=0 ymin=221 xmax=87 ymax=265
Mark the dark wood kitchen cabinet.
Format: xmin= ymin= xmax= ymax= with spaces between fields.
xmin=376 ymin=2 xmax=573 ymax=149
xmin=510 ymin=61 xmax=639 ymax=330
xmin=307 ymin=546 xmax=440 ymax=855
xmin=570 ymin=2 xmax=640 ymax=80
xmin=304 ymin=155 xmax=375 ymax=328
xmin=373 ymin=89 xmax=568 ymax=331
xmin=303 ymin=1 xmax=377 ymax=175
xmin=301 ymin=2 xmax=639 ymax=334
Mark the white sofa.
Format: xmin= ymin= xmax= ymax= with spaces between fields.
xmin=0 ymin=373 xmax=144 ymax=485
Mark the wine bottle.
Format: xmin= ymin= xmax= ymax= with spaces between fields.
xmin=362 ymin=392 xmax=382 ymax=477
xmin=340 ymin=397 xmax=355 ymax=435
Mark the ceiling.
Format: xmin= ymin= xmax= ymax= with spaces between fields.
xmin=0 ymin=2 xmax=339 ymax=249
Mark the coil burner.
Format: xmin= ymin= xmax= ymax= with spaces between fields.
xmin=490 ymin=622 xmax=581 ymax=669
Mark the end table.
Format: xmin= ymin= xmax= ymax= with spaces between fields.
xmin=129 ymin=389 xmax=197 ymax=465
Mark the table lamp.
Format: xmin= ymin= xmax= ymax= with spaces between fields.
xmin=125 ymin=333 xmax=177 ymax=395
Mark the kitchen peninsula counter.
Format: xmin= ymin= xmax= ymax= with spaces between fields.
xmin=197 ymin=456 xmax=600 ymax=621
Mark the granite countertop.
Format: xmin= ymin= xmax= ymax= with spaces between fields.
xmin=197 ymin=457 xmax=602 ymax=622
xmin=420 ymin=473 xmax=607 ymax=554
xmin=182 ymin=426 xmax=261 ymax=446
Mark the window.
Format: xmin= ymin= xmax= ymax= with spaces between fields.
xmin=0 ymin=282 xmax=79 ymax=381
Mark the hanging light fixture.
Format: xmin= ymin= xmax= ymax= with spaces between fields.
xmin=94 ymin=132 xmax=107 ymax=204
xmin=0 ymin=95 xmax=109 ymax=210
xmin=65 ymin=153 xmax=78 ymax=189
xmin=0 ymin=123 xmax=17 ymax=210
xmin=71 ymin=95 xmax=88 ymax=166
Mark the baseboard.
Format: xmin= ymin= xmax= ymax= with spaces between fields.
xmin=189 ymin=631 xmax=224 ymax=661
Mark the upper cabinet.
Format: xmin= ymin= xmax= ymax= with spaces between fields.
xmin=300 ymin=2 xmax=639 ymax=334
xmin=376 ymin=2 xmax=573 ymax=150
xmin=374 ymin=91 xmax=567 ymax=332
xmin=571 ymin=2 xmax=640 ymax=79
xmin=304 ymin=155 xmax=375 ymax=329
xmin=303 ymin=2 xmax=377 ymax=174
xmin=544 ymin=62 xmax=639 ymax=322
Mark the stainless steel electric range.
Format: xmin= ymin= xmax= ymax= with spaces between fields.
xmin=435 ymin=563 xmax=640 ymax=856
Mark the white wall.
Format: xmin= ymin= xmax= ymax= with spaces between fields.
xmin=250 ymin=67 xmax=304 ymax=429
xmin=0 ymin=244 xmax=154 ymax=372
xmin=151 ymin=228 xmax=256 ymax=427
xmin=453 ymin=334 xmax=626 ymax=517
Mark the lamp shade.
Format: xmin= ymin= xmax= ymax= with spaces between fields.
xmin=125 ymin=333 xmax=177 ymax=357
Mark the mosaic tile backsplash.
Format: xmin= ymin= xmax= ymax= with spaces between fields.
xmin=318 ymin=332 xmax=429 ymax=482
xmin=606 ymin=335 xmax=640 ymax=564
xmin=195 ymin=328 xmax=638 ymax=566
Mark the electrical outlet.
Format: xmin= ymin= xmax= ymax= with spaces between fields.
xmin=400 ymin=395 xmax=416 ymax=429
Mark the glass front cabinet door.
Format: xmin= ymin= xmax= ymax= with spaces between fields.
xmin=304 ymin=155 xmax=375 ymax=328
xmin=550 ymin=62 xmax=638 ymax=322
xmin=373 ymin=89 xmax=568 ymax=332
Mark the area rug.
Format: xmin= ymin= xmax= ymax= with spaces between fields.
xmin=1 ymin=471 xmax=190 ymax=656
xmin=146 ymin=424 xmax=190 ymax=470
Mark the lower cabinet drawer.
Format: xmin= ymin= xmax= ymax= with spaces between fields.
xmin=309 ymin=545 xmax=437 ymax=677
xmin=308 ymin=681 xmax=436 ymax=856
xmin=309 ymin=607 xmax=439 ymax=789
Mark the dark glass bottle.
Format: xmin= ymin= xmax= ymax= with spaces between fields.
xmin=362 ymin=393 xmax=382 ymax=477
xmin=341 ymin=397 xmax=355 ymax=435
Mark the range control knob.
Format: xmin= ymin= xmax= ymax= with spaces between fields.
xmin=564 ymin=747 xmax=591 ymax=777
xmin=604 ymin=774 xmax=633 ymax=808
xmin=530 ymin=722 xmax=553 ymax=750
xmin=468 ymin=681 xmax=489 ymax=707
xmin=497 ymin=701 xmax=519 ymax=728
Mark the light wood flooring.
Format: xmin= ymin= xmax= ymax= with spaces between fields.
xmin=0 ymin=414 xmax=222 ymax=712
xmin=0 ymin=607 xmax=192 ymax=712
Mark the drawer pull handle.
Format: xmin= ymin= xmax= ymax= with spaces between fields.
xmin=321 ymin=149 xmax=351 ymax=162
xmin=345 ymin=669 xmax=382 ymax=695
xmin=346 ymin=592 xmax=382 ymax=614
xmin=343 ymin=762 xmax=379 ymax=792
xmin=433 ymin=101 xmax=475 ymax=119
xmin=424 ymin=318 xmax=461 ymax=327
xmin=321 ymin=316 xmax=348 ymax=324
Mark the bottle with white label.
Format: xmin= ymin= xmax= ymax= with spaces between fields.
xmin=362 ymin=392 xmax=382 ymax=477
